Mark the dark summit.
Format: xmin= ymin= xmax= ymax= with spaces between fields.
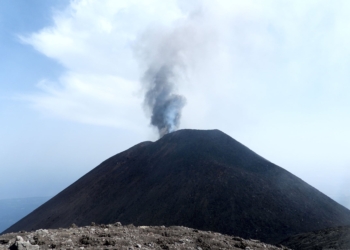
xmin=4 ymin=129 xmax=350 ymax=243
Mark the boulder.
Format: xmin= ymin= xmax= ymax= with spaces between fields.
xmin=11 ymin=236 xmax=39 ymax=250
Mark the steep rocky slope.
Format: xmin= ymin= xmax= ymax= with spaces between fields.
xmin=4 ymin=129 xmax=350 ymax=244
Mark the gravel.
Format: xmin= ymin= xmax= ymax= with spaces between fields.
xmin=0 ymin=222 xmax=291 ymax=250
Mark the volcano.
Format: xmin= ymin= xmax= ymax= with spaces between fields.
xmin=3 ymin=129 xmax=350 ymax=243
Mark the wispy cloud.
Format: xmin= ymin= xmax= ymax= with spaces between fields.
xmin=20 ymin=0 xmax=187 ymax=129
xmin=19 ymin=0 xmax=350 ymax=195
xmin=22 ymin=73 xmax=144 ymax=129
xmin=21 ymin=0 xmax=350 ymax=129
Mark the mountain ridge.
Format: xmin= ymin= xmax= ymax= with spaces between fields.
xmin=4 ymin=129 xmax=350 ymax=244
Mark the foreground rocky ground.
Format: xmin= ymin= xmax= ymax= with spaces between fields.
xmin=0 ymin=222 xmax=290 ymax=250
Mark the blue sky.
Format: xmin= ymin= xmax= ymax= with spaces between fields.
xmin=0 ymin=0 xmax=66 ymax=93
xmin=1 ymin=0 xmax=350 ymax=208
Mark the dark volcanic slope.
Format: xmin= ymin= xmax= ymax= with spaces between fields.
xmin=280 ymin=226 xmax=350 ymax=250
xmin=4 ymin=129 xmax=350 ymax=243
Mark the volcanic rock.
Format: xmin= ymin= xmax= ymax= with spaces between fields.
xmin=3 ymin=129 xmax=350 ymax=244
xmin=10 ymin=235 xmax=39 ymax=250
xmin=0 ymin=223 xmax=290 ymax=250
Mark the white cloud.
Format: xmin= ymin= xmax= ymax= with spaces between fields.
xmin=21 ymin=0 xmax=188 ymax=130
xmin=24 ymin=73 xmax=145 ymax=129
xmin=21 ymin=0 xmax=350 ymax=130
xmin=21 ymin=0 xmax=184 ymax=76
xmin=20 ymin=0 xmax=350 ymax=200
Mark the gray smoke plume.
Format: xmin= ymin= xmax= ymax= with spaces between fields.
xmin=135 ymin=26 xmax=191 ymax=138
xmin=135 ymin=5 xmax=209 ymax=138
xmin=143 ymin=64 xmax=186 ymax=137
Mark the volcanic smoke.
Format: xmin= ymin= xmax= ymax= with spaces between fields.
xmin=136 ymin=7 xmax=207 ymax=138
xmin=143 ymin=64 xmax=186 ymax=138
xmin=136 ymin=27 xmax=189 ymax=138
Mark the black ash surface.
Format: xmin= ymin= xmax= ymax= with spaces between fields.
xmin=4 ymin=129 xmax=350 ymax=244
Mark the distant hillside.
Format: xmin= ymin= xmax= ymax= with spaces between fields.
xmin=0 ymin=197 xmax=50 ymax=232
xmin=4 ymin=129 xmax=350 ymax=243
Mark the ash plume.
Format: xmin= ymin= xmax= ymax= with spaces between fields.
xmin=135 ymin=5 xmax=209 ymax=138
xmin=143 ymin=64 xmax=186 ymax=138
xmin=136 ymin=27 xmax=190 ymax=138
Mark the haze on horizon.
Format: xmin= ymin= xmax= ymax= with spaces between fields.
xmin=1 ymin=0 xmax=350 ymax=210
